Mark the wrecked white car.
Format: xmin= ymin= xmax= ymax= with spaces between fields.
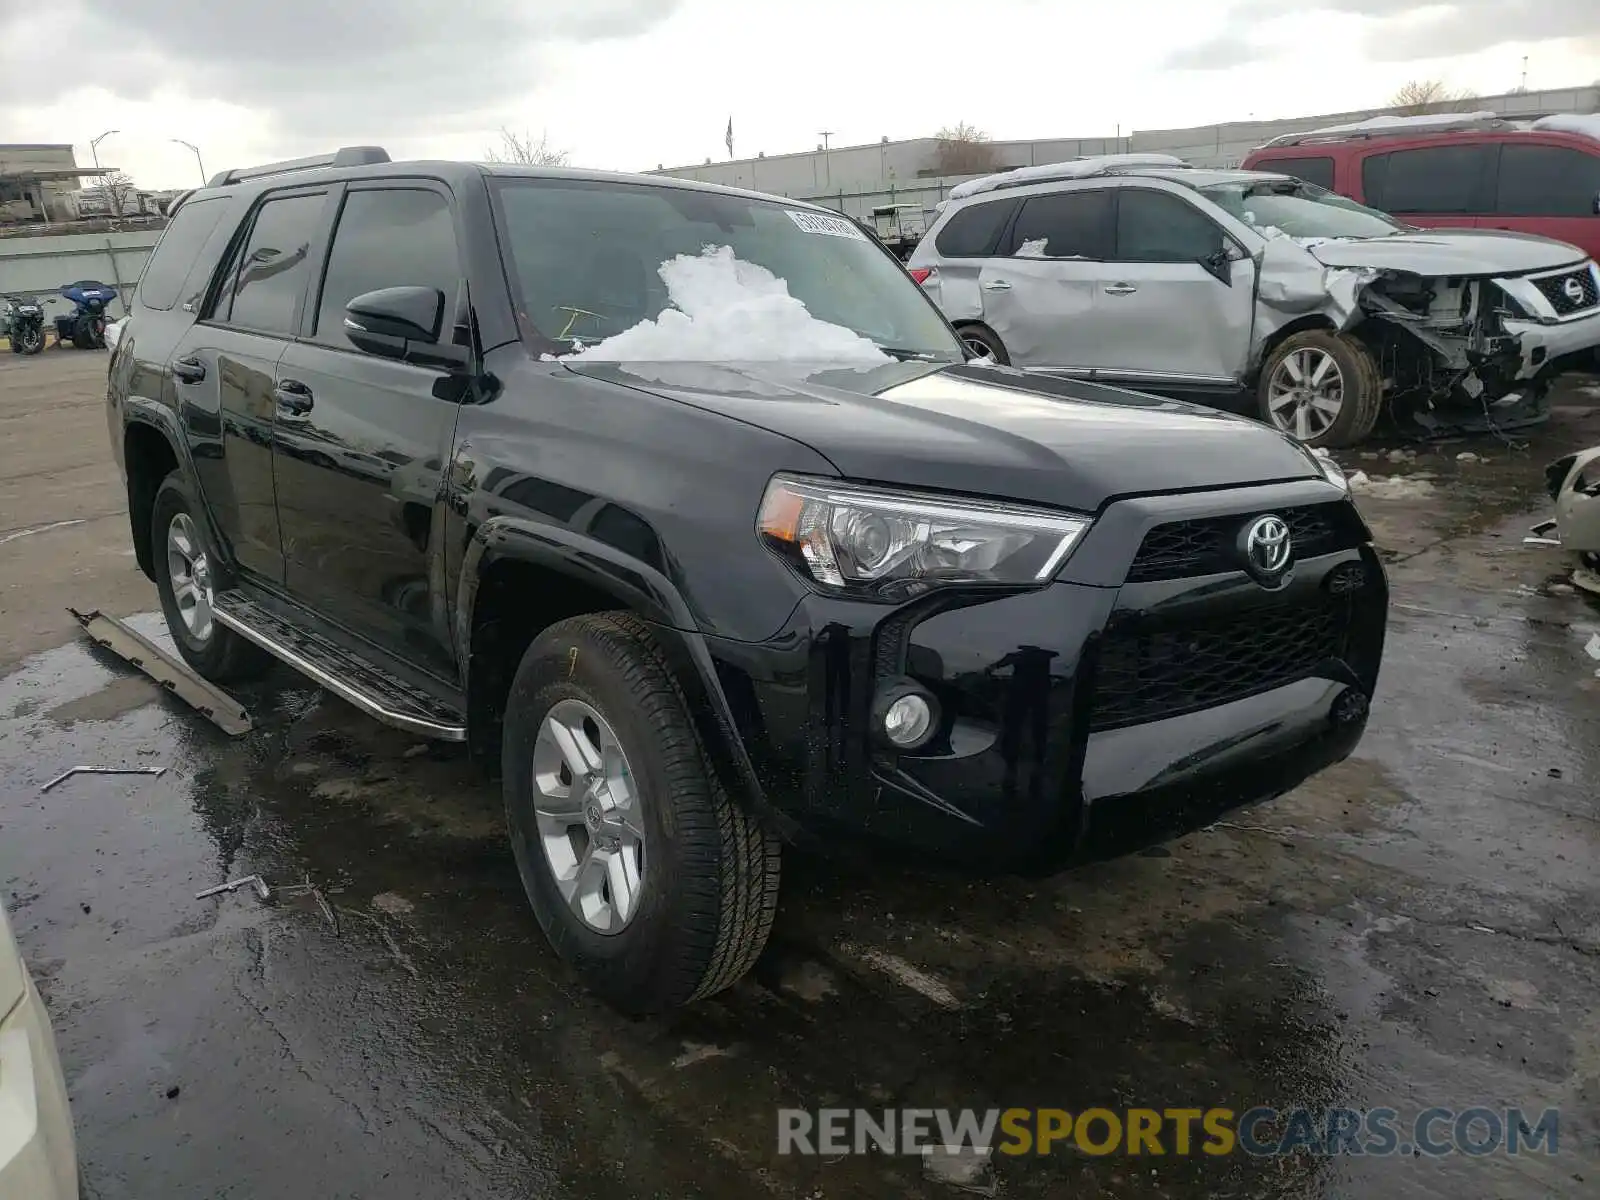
xmin=909 ymin=157 xmax=1600 ymax=447
xmin=1527 ymin=445 xmax=1600 ymax=596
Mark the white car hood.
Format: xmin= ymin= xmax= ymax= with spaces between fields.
xmin=1307 ymin=228 xmax=1588 ymax=277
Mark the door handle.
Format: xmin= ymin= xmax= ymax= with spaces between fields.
xmin=1103 ymin=284 xmax=1138 ymax=296
xmin=171 ymin=356 xmax=205 ymax=384
xmin=981 ymin=279 xmax=1012 ymax=291
xmin=274 ymin=379 xmax=314 ymax=415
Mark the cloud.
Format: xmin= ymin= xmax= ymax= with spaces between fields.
xmin=0 ymin=0 xmax=684 ymax=142
xmin=1164 ymin=31 xmax=1271 ymax=70
xmin=1165 ymin=0 xmax=1600 ymax=70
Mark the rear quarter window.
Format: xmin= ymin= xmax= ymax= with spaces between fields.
xmin=1495 ymin=143 xmax=1600 ymax=217
xmin=1254 ymin=156 xmax=1334 ymax=191
xmin=933 ymin=198 xmax=1019 ymax=257
xmin=136 ymin=197 xmax=233 ymax=311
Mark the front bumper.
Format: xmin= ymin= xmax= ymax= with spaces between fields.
xmin=711 ymin=479 xmax=1387 ymax=871
xmin=0 ymin=978 xmax=79 ymax=1200
xmin=1504 ymin=309 xmax=1600 ymax=380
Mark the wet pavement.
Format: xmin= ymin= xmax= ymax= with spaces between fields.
xmin=3 ymin=354 xmax=1600 ymax=1198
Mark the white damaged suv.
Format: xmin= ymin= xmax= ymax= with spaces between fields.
xmin=910 ymin=154 xmax=1600 ymax=446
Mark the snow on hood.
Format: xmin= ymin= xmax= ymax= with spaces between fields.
xmin=1305 ymin=228 xmax=1589 ymax=276
xmin=567 ymin=245 xmax=890 ymax=365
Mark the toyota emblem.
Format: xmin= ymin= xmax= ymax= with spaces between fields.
xmin=1242 ymin=514 xmax=1292 ymax=584
xmin=1563 ymin=276 xmax=1586 ymax=304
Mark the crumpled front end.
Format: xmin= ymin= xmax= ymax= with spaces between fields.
xmin=1253 ymin=237 xmax=1600 ymax=437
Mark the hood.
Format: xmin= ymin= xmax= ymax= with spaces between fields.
xmin=561 ymin=360 xmax=1319 ymax=512
xmin=1308 ymin=228 xmax=1588 ymax=276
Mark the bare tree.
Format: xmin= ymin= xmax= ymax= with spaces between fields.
xmin=1388 ymin=80 xmax=1479 ymax=115
xmin=484 ymin=127 xmax=570 ymax=167
xmin=100 ymin=170 xmax=137 ymax=217
xmin=933 ymin=122 xmax=1000 ymax=176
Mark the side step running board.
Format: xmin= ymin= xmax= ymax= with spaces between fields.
xmin=210 ymin=590 xmax=467 ymax=741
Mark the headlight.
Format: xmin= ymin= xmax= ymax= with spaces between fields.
xmin=1309 ymin=449 xmax=1348 ymax=492
xmin=757 ymin=474 xmax=1091 ymax=600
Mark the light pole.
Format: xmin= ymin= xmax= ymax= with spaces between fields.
xmin=90 ymin=129 xmax=118 ymax=169
xmin=818 ymin=130 xmax=834 ymax=188
xmin=172 ymin=139 xmax=207 ymax=184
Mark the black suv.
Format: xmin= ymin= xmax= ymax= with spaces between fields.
xmin=108 ymin=146 xmax=1388 ymax=1012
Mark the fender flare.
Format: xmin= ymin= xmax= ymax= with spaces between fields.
xmin=456 ymin=515 xmax=791 ymax=835
xmin=120 ymin=398 xmax=232 ymax=577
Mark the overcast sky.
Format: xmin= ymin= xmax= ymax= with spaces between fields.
xmin=1 ymin=0 xmax=1596 ymax=189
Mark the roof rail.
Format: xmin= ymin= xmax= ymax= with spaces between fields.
xmin=949 ymin=153 xmax=1191 ymax=200
xmin=205 ymin=145 xmax=390 ymax=189
xmin=1256 ymin=111 xmax=1513 ymax=150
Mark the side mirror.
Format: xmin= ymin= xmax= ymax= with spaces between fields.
xmin=344 ymin=286 xmax=445 ymax=359
xmin=1202 ymin=245 xmax=1234 ymax=285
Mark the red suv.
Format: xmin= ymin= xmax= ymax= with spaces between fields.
xmin=1242 ymin=115 xmax=1600 ymax=260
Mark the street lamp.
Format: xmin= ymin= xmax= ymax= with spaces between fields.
xmin=171 ymin=139 xmax=207 ymax=184
xmin=90 ymin=129 xmax=118 ymax=169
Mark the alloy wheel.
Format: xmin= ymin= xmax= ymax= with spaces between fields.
xmin=1267 ymin=347 xmax=1345 ymax=441
xmin=165 ymin=512 xmax=214 ymax=642
xmin=531 ymin=699 xmax=646 ymax=934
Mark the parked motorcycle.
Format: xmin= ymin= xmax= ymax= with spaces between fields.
xmin=2 ymin=295 xmax=46 ymax=355
xmin=52 ymin=281 xmax=118 ymax=349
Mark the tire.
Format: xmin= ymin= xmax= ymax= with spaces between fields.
xmin=18 ymin=326 xmax=42 ymax=355
xmin=502 ymin=612 xmax=781 ymax=1014
xmin=71 ymin=315 xmax=94 ymax=350
xmin=150 ymin=471 xmax=269 ymax=683
xmin=956 ymin=322 xmax=1010 ymax=365
xmin=1258 ymin=330 xmax=1382 ymax=448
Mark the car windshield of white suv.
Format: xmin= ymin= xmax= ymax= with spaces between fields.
xmin=1200 ymin=180 xmax=1407 ymax=241
xmin=492 ymin=179 xmax=962 ymax=363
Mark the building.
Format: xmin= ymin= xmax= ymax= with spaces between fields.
xmin=0 ymin=143 xmax=114 ymax=224
xmin=656 ymin=85 xmax=1600 ymax=228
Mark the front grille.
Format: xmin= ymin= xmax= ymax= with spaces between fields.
xmin=1531 ymin=267 xmax=1599 ymax=317
xmin=1126 ymin=503 xmax=1354 ymax=583
xmin=1089 ymin=598 xmax=1349 ymax=732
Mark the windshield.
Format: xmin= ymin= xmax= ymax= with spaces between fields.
xmin=491 ymin=178 xmax=961 ymax=362
xmin=1199 ymin=180 xmax=1407 ymax=241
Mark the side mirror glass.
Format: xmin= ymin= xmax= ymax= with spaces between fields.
xmin=344 ymin=286 xmax=445 ymax=360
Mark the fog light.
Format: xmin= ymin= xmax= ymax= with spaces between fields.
xmin=884 ymin=694 xmax=933 ymax=747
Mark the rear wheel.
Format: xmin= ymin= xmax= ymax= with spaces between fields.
xmin=956 ymin=322 xmax=1010 ymax=365
xmin=151 ymin=472 xmax=269 ymax=682
xmin=502 ymin=612 xmax=781 ymax=1013
xmin=1258 ymin=330 xmax=1382 ymax=448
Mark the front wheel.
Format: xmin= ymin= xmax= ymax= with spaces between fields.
xmin=956 ymin=322 xmax=1010 ymax=365
xmin=17 ymin=325 xmax=42 ymax=355
xmin=150 ymin=472 xmax=269 ymax=683
xmin=502 ymin=612 xmax=781 ymax=1014
xmin=1258 ymin=330 xmax=1382 ymax=448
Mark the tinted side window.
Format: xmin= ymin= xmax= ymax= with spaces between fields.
xmin=314 ymin=189 xmax=461 ymax=348
xmin=1495 ymin=144 xmax=1600 ymax=217
xmin=1363 ymin=146 xmax=1487 ymax=213
xmin=137 ymin=197 xmax=231 ymax=311
xmin=1115 ymin=190 xmax=1224 ymax=261
xmin=212 ymin=192 xmax=326 ymax=334
xmin=1259 ymin=156 xmax=1334 ymax=190
xmin=1009 ymin=191 xmax=1112 ymax=259
xmin=934 ymin=198 xmax=1018 ymax=257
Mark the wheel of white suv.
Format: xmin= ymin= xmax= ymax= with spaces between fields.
xmin=151 ymin=471 xmax=269 ymax=682
xmin=1258 ymin=330 xmax=1382 ymax=448
xmin=956 ymin=322 xmax=1010 ymax=365
xmin=501 ymin=612 xmax=781 ymax=1014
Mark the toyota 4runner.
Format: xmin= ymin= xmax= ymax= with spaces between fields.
xmin=108 ymin=146 xmax=1388 ymax=1013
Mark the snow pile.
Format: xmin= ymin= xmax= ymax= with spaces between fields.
xmin=1347 ymin=472 xmax=1437 ymax=500
xmin=1531 ymin=113 xmax=1600 ymax=142
xmin=568 ymin=245 xmax=890 ymax=365
xmin=1285 ymin=111 xmax=1502 ymax=142
xmin=949 ymin=154 xmax=1187 ymax=200
xmin=1013 ymin=237 xmax=1049 ymax=258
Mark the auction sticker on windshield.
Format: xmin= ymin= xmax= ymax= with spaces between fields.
xmin=787 ymin=210 xmax=868 ymax=240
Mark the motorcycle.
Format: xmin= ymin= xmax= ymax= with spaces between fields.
xmin=52 ymin=281 xmax=118 ymax=349
xmin=2 ymin=295 xmax=46 ymax=355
